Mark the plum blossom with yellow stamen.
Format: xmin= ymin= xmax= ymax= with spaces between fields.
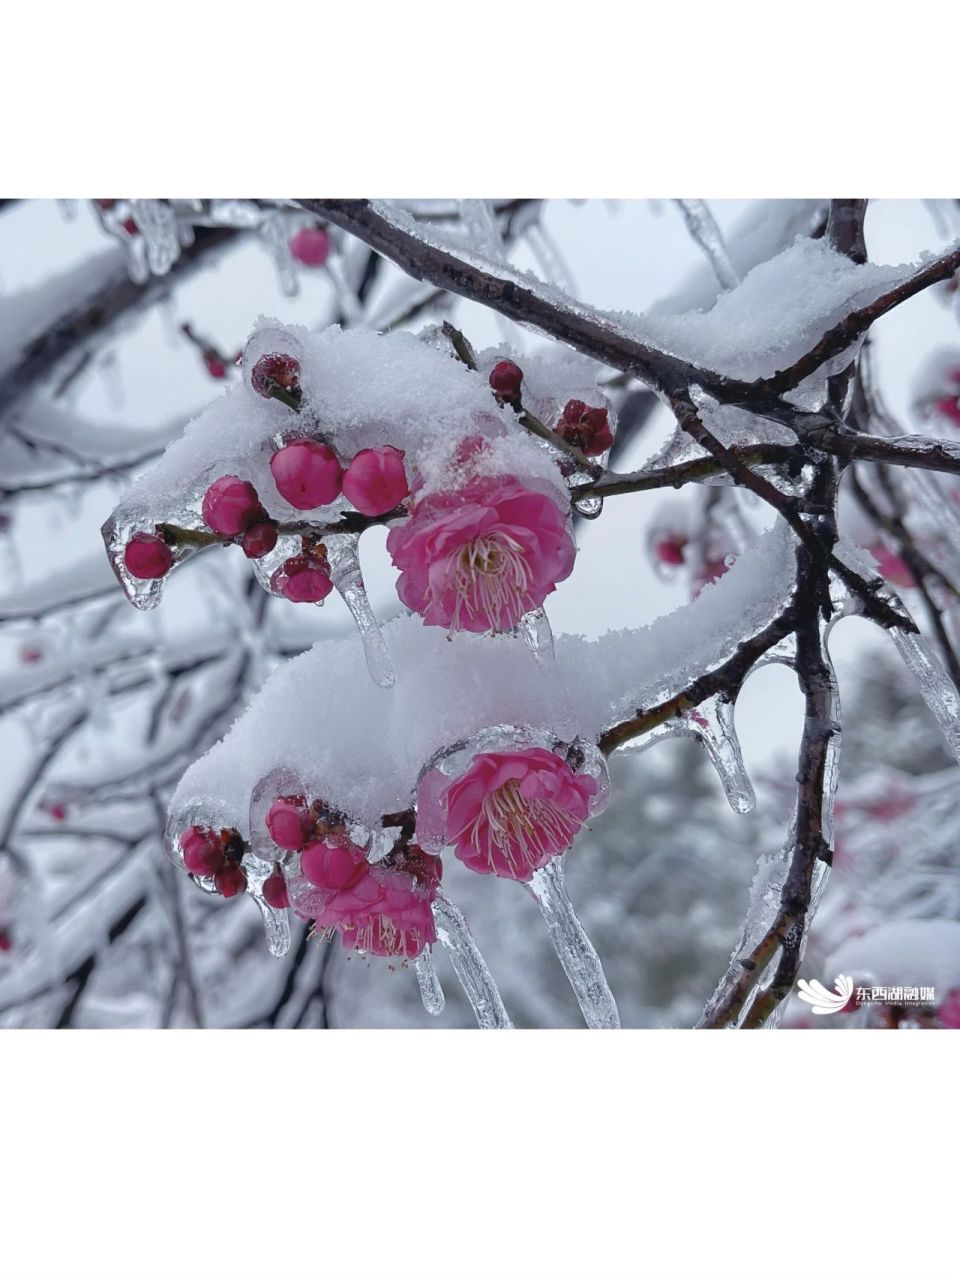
xmin=386 ymin=476 xmax=575 ymax=633
xmin=418 ymin=746 xmax=599 ymax=882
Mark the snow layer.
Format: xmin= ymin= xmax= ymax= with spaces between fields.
xmin=171 ymin=521 xmax=796 ymax=832
xmin=116 ymin=321 xmax=573 ymax=528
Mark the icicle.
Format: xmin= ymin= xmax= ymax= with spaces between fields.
xmin=249 ymin=879 xmax=292 ymax=959
xmin=432 ymin=892 xmax=513 ymax=1029
xmin=516 ymin=606 xmax=557 ymax=672
xmin=324 ymin=255 xmax=364 ymax=324
xmin=259 ymin=212 xmax=300 ymax=297
xmin=325 ymin=532 xmax=396 ymax=688
xmin=685 ymin=694 xmax=755 ymax=815
xmin=527 ymin=858 xmax=620 ymax=1029
xmin=130 ymin=200 xmax=181 ymax=276
xmin=613 ymin=693 xmax=754 ymax=815
xmin=524 ymin=221 xmax=578 ymax=295
xmin=674 ymin=200 xmax=740 ymax=291
xmin=458 ymin=200 xmax=505 ymax=261
xmin=415 ymin=947 xmax=445 ymax=1016
xmin=890 ymin=627 xmax=960 ymax=765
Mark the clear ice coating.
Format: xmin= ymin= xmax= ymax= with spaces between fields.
xmin=616 ymin=694 xmax=755 ymax=816
xmin=516 ymin=606 xmax=557 ymax=672
xmin=458 ymin=200 xmax=506 ymax=261
xmin=258 ymin=212 xmax=301 ymax=298
xmin=248 ymin=765 xmax=305 ymax=863
xmin=325 ymin=532 xmax=397 ymax=688
xmin=415 ymin=947 xmax=445 ymax=1016
xmin=527 ymin=857 xmax=620 ymax=1029
xmin=674 ymin=199 xmax=741 ymax=292
xmin=99 ymin=510 xmax=208 ymax=612
xmin=130 ymin=199 xmax=181 ymax=277
xmin=431 ymin=891 xmax=513 ymax=1029
xmin=890 ymin=626 xmax=960 ymax=766
xmin=247 ymin=860 xmax=292 ymax=959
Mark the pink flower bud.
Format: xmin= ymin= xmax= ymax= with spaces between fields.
xmin=124 ymin=533 xmax=174 ymax=580
xmin=270 ymin=440 xmax=342 ymax=510
xmin=289 ymin=227 xmax=331 ymax=268
xmin=0 ymin=930 xmax=11 ymax=952
xmin=202 ymin=476 xmax=263 ymax=536
xmin=489 ymin=359 xmax=523 ymax=400
xmin=49 ymin=803 xmax=67 ymax=822
xmin=263 ymin=868 xmax=290 ymax=910
xmin=204 ymin=352 xmax=227 ymax=379
xmin=869 ymin=543 xmax=914 ymax=589
xmin=181 ymin=825 xmax=226 ymax=877
xmin=241 ymin=521 xmax=279 ymax=560
xmin=556 ymin=399 xmax=614 ymax=456
xmin=215 ymin=862 xmax=248 ymax=898
xmin=653 ymin=536 xmax=686 ymax=567
xmin=342 ymin=446 xmax=409 ymax=516
xmin=933 ymin=395 xmax=960 ymax=428
xmin=301 ymin=840 xmax=369 ymax=891
xmin=251 ymin=352 xmax=301 ymax=400
xmin=266 ymin=796 xmax=311 ymax=851
xmin=270 ymin=556 xmax=334 ymax=604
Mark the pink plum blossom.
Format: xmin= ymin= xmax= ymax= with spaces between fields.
xmin=270 ymin=440 xmax=342 ymax=510
xmin=386 ymin=476 xmax=575 ymax=632
xmin=869 ymin=543 xmax=915 ymax=589
xmin=423 ymin=746 xmax=598 ymax=881
xmin=342 ymin=446 xmax=409 ymax=516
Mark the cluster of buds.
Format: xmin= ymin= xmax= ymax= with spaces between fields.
xmin=488 ymin=360 xmax=614 ymax=457
xmin=263 ymin=795 xmax=441 ymax=958
xmin=180 ymin=825 xmax=248 ymax=897
xmin=121 ymin=349 xmax=411 ymax=590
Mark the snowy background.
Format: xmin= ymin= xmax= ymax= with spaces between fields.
xmin=2 ymin=198 xmax=959 ymax=1028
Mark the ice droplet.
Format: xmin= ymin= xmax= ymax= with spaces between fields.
xmin=890 ymin=626 xmax=960 ymax=765
xmin=325 ymin=532 xmax=396 ymax=688
xmin=572 ymin=490 xmax=604 ymax=519
xmin=527 ymin=857 xmax=620 ymax=1029
xmin=415 ymin=947 xmax=445 ymax=1016
xmin=685 ymin=694 xmax=756 ymax=815
xmin=432 ymin=891 xmax=513 ymax=1029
